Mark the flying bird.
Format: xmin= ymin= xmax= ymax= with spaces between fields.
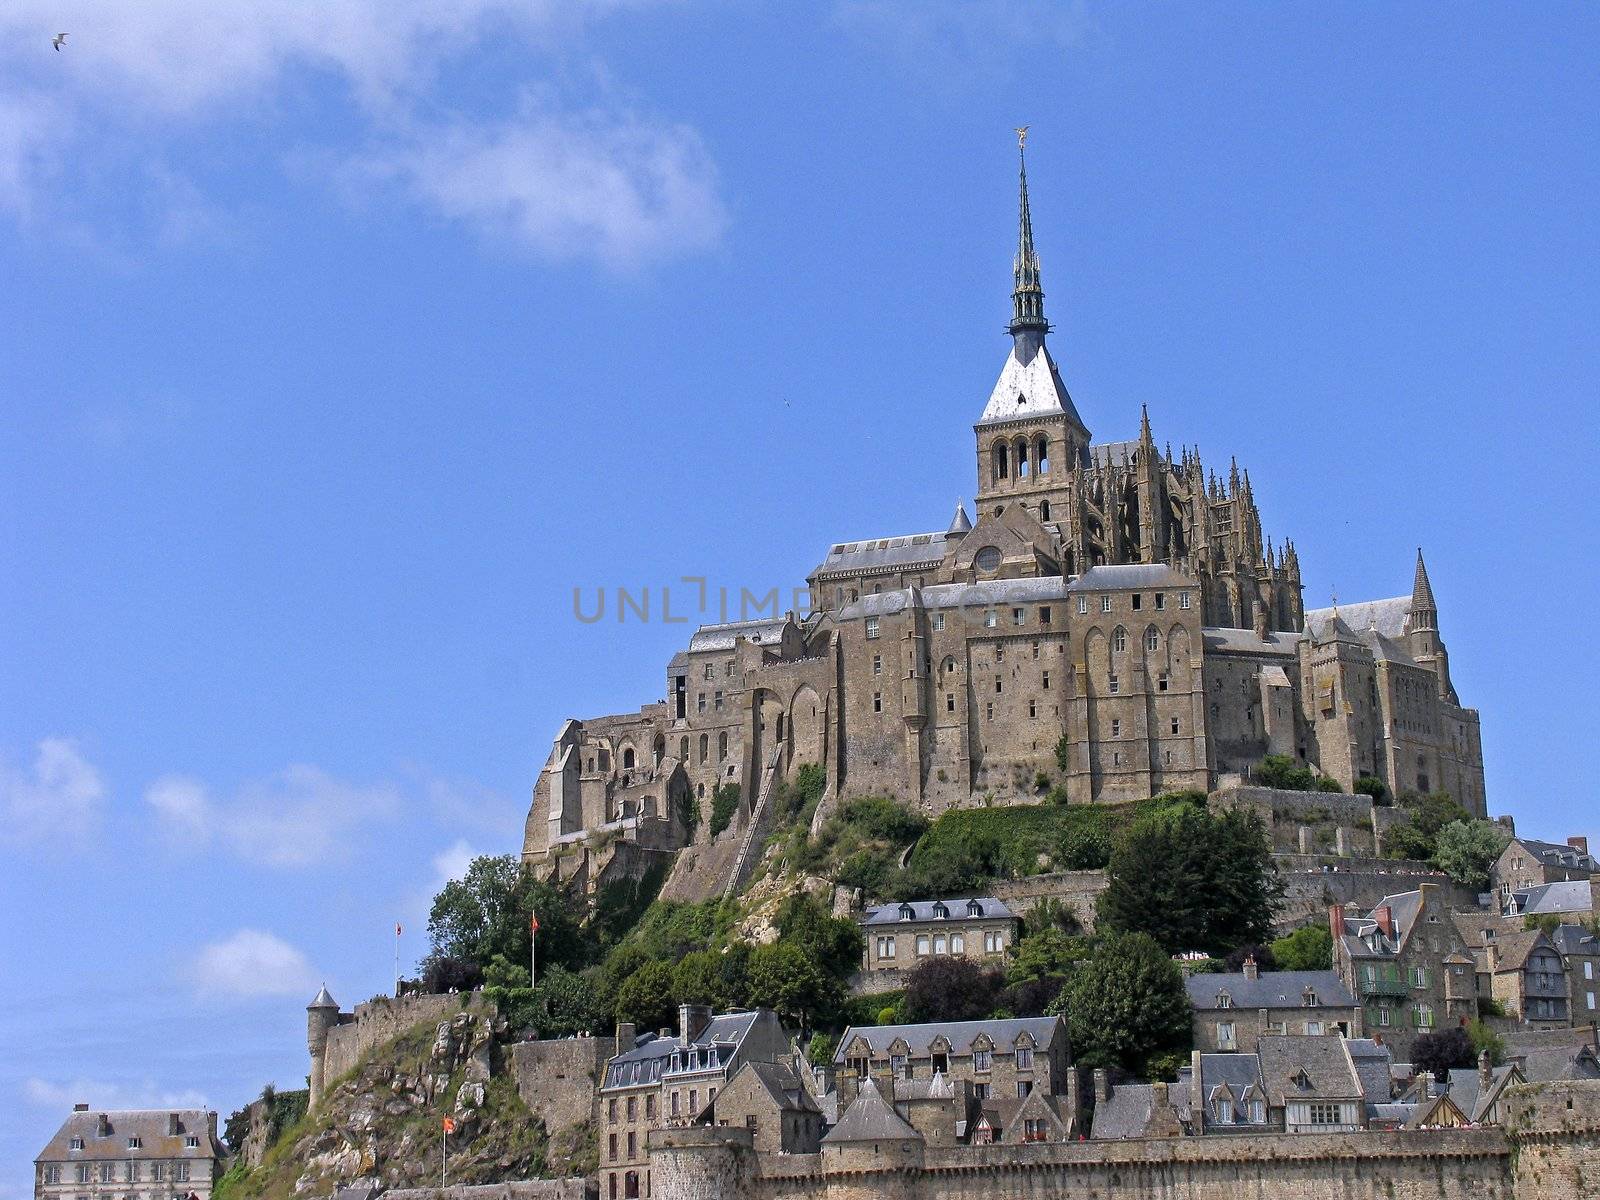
xmin=53 ymin=33 xmax=68 ymax=51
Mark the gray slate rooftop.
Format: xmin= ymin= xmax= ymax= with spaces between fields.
xmin=1186 ymin=969 xmax=1353 ymax=1011
xmin=834 ymin=1016 xmax=1061 ymax=1062
xmin=862 ymin=897 xmax=1013 ymax=926
xmin=821 ymin=1077 xmax=921 ymax=1144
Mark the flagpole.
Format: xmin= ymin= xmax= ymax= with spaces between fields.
xmin=529 ymin=910 xmax=539 ymax=990
xmin=440 ymin=1120 xmax=446 ymax=1190
xmin=394 ymin=923 xmax=401 ymax=999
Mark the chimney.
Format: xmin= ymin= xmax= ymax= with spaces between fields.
xmin=1374 ymin=905 xmax=1394 ymax=938
xmin=96 ymin=1114 xmax=110 ymax=1138
xmin=1328 ymin=903 xmax=1345 ymax=947
xmin=1570 ymin=836 xmax=1590 ymax=856
xmin=678 ymin=1004 xmax=712 ymax=1045
xmin=1093 ymin=1068 xmax=1110 ymax=1103
xmin=1416 ymin=1070 xmax=1433 ymax=1098
xmin=1243 ymin=955 xmax=1260 ymax=982
xmin=73 ymin=1103 xmax=88 ymax=1112
xmin=1487 ymin=943 xmax=1500 ymax=972
xmin=168 ymin=1114 xmax=181 ymax=1136
xmin=616 ymin=1022 xmax=637 ymax=1050
xmin=1152 ymin=1081 xmax=1169 ymax=1106
xmin=1478 ymin=1049 xmax=1493 ymax=1091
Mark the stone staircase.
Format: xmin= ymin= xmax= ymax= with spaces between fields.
xmin=722 ymin=747 xmax=784 ymax=902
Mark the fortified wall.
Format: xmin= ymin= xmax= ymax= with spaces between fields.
xmin=323 ymin=992 xmax=491 ymax=1085
xmin=385 ymin=1182 xmax=590 ymax=1200
xmin=508 ymin=1035 xmax=616 ymax=1134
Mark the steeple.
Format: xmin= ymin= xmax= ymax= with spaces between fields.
xmin=1410 ymin=548 xmax=1438 ymax=626
xmin=1009 ymin=126 xmax=1048 ymax=354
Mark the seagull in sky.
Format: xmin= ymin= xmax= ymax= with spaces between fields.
xmin=53 ymin=33 xmax=68 ymax=51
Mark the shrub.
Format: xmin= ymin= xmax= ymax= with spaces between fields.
xmin=901 ymin=958 xmax=1004 ymax=1023
xmin=1354 ymin=775 xmax=1392 ymax=806
xmin=877 ymin=1005 xmax=899 ymax=1024
xmin=1412 ymin=1026 xmax=1474 ymax=1077
xmin=1467 ymin=1019 xmax=1506 ymax=1065
xmin=1055 ymin=735 xmax=1071 ymax=775
xmin=1252 ymin=754 xmax=1318 ymax=791
xmin=1270 ymin=924 xmax=1333 ymax=971
xmin=806 ymin=1032 xmax=839 ymax=1066
xmin=1316 ymin=777 xmax=1344 ymax=793
xmin=710 ymin=784 xmax=742 ymax=838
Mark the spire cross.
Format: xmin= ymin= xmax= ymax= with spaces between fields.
xmin=1015 ymin=125 xmax=1029 ymax=150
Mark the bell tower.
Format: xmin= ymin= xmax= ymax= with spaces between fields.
xmin=974 ymin=129 xmax=1091 ymax=528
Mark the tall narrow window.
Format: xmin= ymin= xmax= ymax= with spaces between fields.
xmin=1113 ymin=629 xmax=1127 ymax=653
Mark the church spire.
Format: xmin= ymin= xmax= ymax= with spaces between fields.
xmin=1009 ymin=127 xmax=1048 ymax=351
xmin=1411 ymin=548 xmax=1438 ymax=627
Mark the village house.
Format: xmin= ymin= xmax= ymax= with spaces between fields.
xmin=832 ymin=1015 xmax=1073 ymax=1112
xmin=599 ymin=1006 xmax=790 ymax=1200
xmin=857 ymin=897 xmax=1016 ymax=983
xmin=1551 ymin=924 xmax=1600 ymax=1020
xmin=1178 ymin=1036 xmax=1392 ymax=1135
xmin=1185 ymin=957 xmax=1360 ymax=1052
xmin=1492 ymin=837 xmax=1596 ymax=907
xmin=699 ymin=1060 xmax=823 ymax=1156
xmin=34 ymin=1107 xmax=224 ymax=1200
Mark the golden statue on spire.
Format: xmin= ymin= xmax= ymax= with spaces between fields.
xmin=1014 ymin=125 xmax=1029 ymax=149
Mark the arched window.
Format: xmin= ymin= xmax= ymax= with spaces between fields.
xmin=1040 ymin=500 xmax=1052 ymax=521
xmin=622 ymin=747 xmax=635 ymax=770
xmin=1016 ymin=439 xmax=1030 ymax=478
xmin=994 ymin=442 xmax=1009 ymax=480
xmin=942 ymin=656 xmax=956 ymax=675
xmin=718 ymin=731 xmax=728 ymax=760
xmin=1113 ymin=628 xmax=1127 ymax=654
xmin=1036 ymin=436 xmax=1050 ymax=474
xmin=1145 ymin=628 xmax=1160 ymax=652
xmin=698 ymin=733 xmax=709 ymax=764
xmin=679 ymin=736 xmax=689 ymax=762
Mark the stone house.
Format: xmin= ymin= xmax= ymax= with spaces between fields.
xmin=1255 ymin=1035 xmax=1371 ymax=1133
xmin=970 ymin=1086 xmax=1076 ymax=1145
xmin=858 ymin=896 xmax=1016 ymax=983
xmin=1506 ymin=880 xmax=1599 ymax=922
xmin=1492 ymin=837 xmax=1596 ymax=908
xmin=699 ymin=1060 xmax=822 ymax=1156
xmin=1488 ymin=930 xmax=1571 ymax=1027
xmin=1331 ymin=884 xmax=1478 ymax=1057
xmin=832 ymin=1016 xmax=1072 ymax=1114
xmin=1551 ymin=924 xmax=1600 ymax=1021
xmin=599 ymin=1006 xmax=790 ymax=1200
xmin=1444 ymin=1053 xmax=1526 ymax=1126
xmin=1178 ymin=1037 xmax=1390 ymax=1135
xmin=1087 ymin=1073 xmax=1187 ymax=1139
xmin=1185 ymin=958 xmax=1360 ymax=1052
xmin=34 ymin=1106 xmax=224 ymax=1200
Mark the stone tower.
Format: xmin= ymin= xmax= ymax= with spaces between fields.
xmin=306 ymin=984 xmax=339 ymax=1111
xmin=1406 ymin=548 xmax=1456 ymax=703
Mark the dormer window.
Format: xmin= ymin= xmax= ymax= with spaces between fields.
xmin=899 ymin=903 xmax=914 ymax=921
xmin=1216 ymin=991 xmax=1232 ymax=1009
xmin=1303 ymin=990 xmax=1319 ymax=1006
xmin=932 ymin=902 xmax=949 ymax=920
xmin=69 ymin=1138 xmax=84 ymax=1152
xmin=1291 ymin=1069 xmax=1313 ymax=1090
xmin=126 ymin=1137 xmax=141 ymax=1150
xmin=967 ymin=899 xmax=984 ymax=917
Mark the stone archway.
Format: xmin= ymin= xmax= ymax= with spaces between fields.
xmin=789 ymin=684 xmax=824 ymax=768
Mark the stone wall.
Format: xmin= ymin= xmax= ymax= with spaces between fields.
xmin=989 ymin=869 xmax=1107 ymax=931
xmin=508 ymin=1036 xmax=615 ymax=1135
xmin=1504 ymin=1080 xmax=1600 ymax=1200
xmin=1272 ymin=854 xmax=1476 ymax=932
xmin=323 ymin=993 xmax=487 ymax=1085
xmin=649 ymin=1124 xmax=1515 ymax=1200
xmin=385 ymin=1182 xmax=591 ymax=1200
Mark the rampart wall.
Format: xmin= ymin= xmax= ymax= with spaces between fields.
xmin=508 ymin=1036 xmax=615 ymax=1135
xmin=989 ymin=870 xmax=1107 ymax=931
xmin=1504 ymin=1080 xmax=1600 ymax=1200
xmin=385 ymin=1181 xmax=591 ymax=1200
xmin=324 ymin=992 xmax=487 ymax=1084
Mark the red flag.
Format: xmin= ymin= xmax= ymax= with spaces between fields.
xmin=529 ymin=911 xmax=539 ymax=933
xmin=395 ymin=923 xmax=403 ymax=937
xmin=441 ymin=1117 xmax=455 ymax=1134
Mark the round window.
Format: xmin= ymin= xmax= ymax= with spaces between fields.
xmin=974 ymin=545 xmax=1002 ymax=573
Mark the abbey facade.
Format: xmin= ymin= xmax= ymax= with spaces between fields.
xmin=521 ymin=147 xmax=1485 ymax=890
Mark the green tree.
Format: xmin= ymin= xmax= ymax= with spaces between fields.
xmin=671 ymin=950 xmax=724 ymax=1007
xmin=806 ymin=1032 xmax=840 ymax=1067
xmin=1467 ymin=1019 xmax=1506 ymax=1066
xmin=1353 ymin=775 xmax=1391 ymax=805
xmin=424 ymin=854 xmax=584 ymax=978
xmin=537 ymin=966 xmax=607 ymax=1037
xmin=1059 ymin=932 xmax=1192 ymax=1076
xmin=1270 ymin=924 xmax=1333 ymax=971
xmin=775 ymin=893 xmax=864 ymax=982
xmin=710 ymin=784 xmax=742 ymax=837
xmin=901 ymin=958 xmax=1004 ymax=1023
xmin=1009 ymin=929 xmax=1092 ymax=984
xmin=1098 ymin=807 xmax=1281 ymax=956
xmin=1432 ymin=820 xmax=1511 ymax=892
xmin=745 ymin=942 xmax=841 ymax=1032
xmin=614 ymin=960 xmax=678 ymax=1031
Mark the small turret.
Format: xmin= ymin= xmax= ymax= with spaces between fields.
xmin=946 ymin=500 xmax=973 ymax=539
xmin=1407 ymin=548 xmax=1455 ymax=703
xmin=307 ymin=984 xmax=339 ymax=1111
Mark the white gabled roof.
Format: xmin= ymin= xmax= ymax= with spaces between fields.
xmin=977 ymin=343 xmax=1086 ymax=430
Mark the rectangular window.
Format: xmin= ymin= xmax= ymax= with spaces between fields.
xmin=865 ymin=616 xmax=880 ymax=639
xmin=627 ymin=1096 xmax=637 ymax=1121
xmin=877 ymin=936 xmax=896 ymax=960
xmin=995 ymin=676 xmax=1003 ymax=694
xmin=872 ymin=654 xmax=882 ymax=675
xmin=985 ymin=702 xmax=994 ymax=721
xmin=1131 ymin=593 xmax=1142 ymax=610
xmin=951 ymin=932 xmax=965 ymax=954
xmin=984 ymin=609 xmax=998 ymax=628
xmin=124 ymin=1163 xmax=137 ymax=1183
xmin=873 ymin=693 xmax=882 ymax=713
xmin=609 ymin=1134 xmax=618 ymax=1161
xmin=75 ymin=1168 xmax=90 ymax=1185
xmin=689 ymin=1089 xmax=697 ymax=1114
xmin=1016 ymin=1047 xmax=1033 ymax=1070
xmin=703 ymin=664 xmax=713 ymax=680
xmin=99 ymin=1166 xmax=114 ymax=1184
xmin=933 ymin=612 xmax=945 ymax=631
xmin=697 ymin=693 xmax=706 ymax=713
xmin=1042 ymin=670 xmax=1050 ymax=690
xmin=43 ymin=1167 xmax=61 ymax=1185
xmin=890 ymin=1053 xmax=907 ymax=1078
xmin=1040 ymin=606 xmax=1052 ymax=625
xmin=1170 ymin=718 xmax=1181 ymax=735
xmin=933 ymin=934 xmax=947 ymax=955
xmin=974 ymin=1082 xmax=991 ymax=1100
xmin=1028 ymin=700 xmax=1037 ymax=718
xmin=1020 ymin=1083 xmax=1034 ymax=1101
xmin=1012 ymin=607 xmax=1025 ymax=627
xmin=1108 ymin=674 xmax=1119 ymax=694
xmin=946 ymin=693 xmax=955 ymax=712
xmin=627 ymin=1132 xmax=636 ymax=1158
xmin=1101 ymin=596 xmax=1112 ymax=613
xmin=646 ymin=1095 xmax=656 ymax=1119
xmin=995 ymin=645 xmax=1004 ymax=662
xmin=973 ymin=1050 xmax=993 ymax=1072
xmin=1158 ymin=673 xmax=1168 ymax=692
xmin=609 ymin=1099 xmax=618 ymax=1123
xmin=1180 ymin=592 xmax=1191 ymax=610
xmin=917 ymin=934 xmax=930 ymax=956
xmin=1111 ymin=719 xmax=1121 ymax=737
xmin=671 ymin=1093 xmax=680 ymax=1117
xmin=713 ymin=690 xmax=723 ymax=711
xmin=1155 ymin=593 xmax=1165 ymax=610
xmin=1217 ymin=1022 xmax=1236 ymax=1049
xmin=1305 ymin=1021 xmax=1324 ymax=1036
xmin=1586 ymin=963 xmax=1593 ymax=980
xmin=125 ymin=1139 xmax=141 ymax=1151
xmin=69 ymin=1140 xmax=83 ymax=1152
xmin=1078 ymin=597 xmax=1089 ymax=614
xmin=173 ymin=1165 xmax=190 ymax=1183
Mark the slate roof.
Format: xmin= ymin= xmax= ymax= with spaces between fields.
xmin=36 ymin=1110 xmax=220 ymax=1163
xmin=308 ymin=984 xmax=338 ymax=1009
xmin=1090 ymin=1083 xmax=1158 ymax=1139
xmin=687 ymin=618 xmax=790 ymax=654
xmin=1088 ymin=439 xmax=1140 ymax=468
xmin=862 ymin=897 xmax=1013 ymax=926
xmin=1255 ymin=1036 xmax=1363 ymax=1106
xmin=603 ymin=1011 xmax=766 ymax=1090
xmin=821 ymin=1077 xmax=921 ymax=1144
xmin=1514 ymin=838 xmax=1599 ymax=873
xmin=977 ymin=342 xmax=1086 ymax=429
xmin=1186 ymin=969 xmax=1353 ymax=1011
xmin=1518 ymin=1045 xmax=1600 ymax=1083
xmin=834 ymin=1016 xmax=1061 ymax=1062
xmin=812 ymin=532 xmax=949 ymax=579
xmin=1444 ymin=1065 xmax=1521 ymax=1122
xmin=1201 ymin=627 xmax=1301 ymax=656
xmin=1304 ymin=596 xmax=1412 ymax=641
xmin=1513 ymin=881 xmax=1595 ymax=916
xmin=1064 ymin=563 xmax=1193 ymax=591
xmin=733 ymin=1060 xmax=820 ymax=1114
xmin=1550 ymin=923 xmax=1600 ymax=956
xmin=1347 ymin=1039 xmax=1396 ymax=1104
xmin=1488 ymin=929 xmax=1554 ymax=973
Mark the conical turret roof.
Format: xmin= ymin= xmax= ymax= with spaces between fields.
xmin=308 ymin=984 xmax=338 ymax=1010
xmin=947 ymin=501 xmax=973 ymax=536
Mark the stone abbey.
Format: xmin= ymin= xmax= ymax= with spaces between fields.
xmin=521 ymin=143 xmax=1485 ymax=891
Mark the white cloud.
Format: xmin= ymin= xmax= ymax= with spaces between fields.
xmin=0 ymin=738 xmax=106 ymax=845
xmin=190 ymin=929 xmax=319 ymax=999
xmin=144 ymin=764 xmax=398 ymax=869
xmin=349 ymin=99 xmax=726 ymax=267
xmin=431 ymin=839 xmax=480 ymax=891
xmin=832 ymin=0 xmax=1093 ymax=82
xmin=0 ymin=0 xmax=723 ymax=266
xmin=23 ymin=1077 xmax=208 ymax=1112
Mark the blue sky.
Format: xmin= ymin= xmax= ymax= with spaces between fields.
xmin=2 ymin=0 xmax=1598 ymax=1188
